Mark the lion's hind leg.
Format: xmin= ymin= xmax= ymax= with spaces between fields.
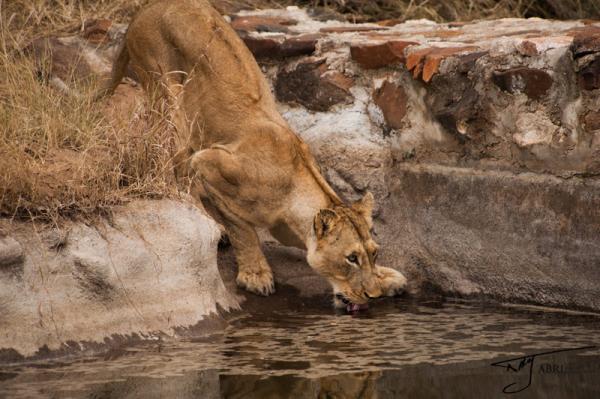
xmin=191 ymin=148 xmax=275 ymax=296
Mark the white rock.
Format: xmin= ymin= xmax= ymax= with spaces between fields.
xmin=0 ymin=200 xmax=238 ymax=357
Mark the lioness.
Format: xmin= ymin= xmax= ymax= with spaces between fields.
xmin=99 ymin=0 xmax=407 ymax=310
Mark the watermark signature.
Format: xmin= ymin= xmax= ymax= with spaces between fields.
xmin=490 ymin=346 xmax=596 ymax=394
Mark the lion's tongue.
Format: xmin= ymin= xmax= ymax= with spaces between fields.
xmin=346 ymin=303 xmax=369 ymax=312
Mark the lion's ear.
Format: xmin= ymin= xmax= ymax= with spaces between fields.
xmin=314 ymin=209 xmax=339 ymax=239
xmin=352 ymin=192 xmax=374 ymax=226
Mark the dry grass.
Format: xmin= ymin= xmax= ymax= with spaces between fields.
xmin=1 ymin=0 xmax=599 ymax=221
xmin=1 ymin=0 xmax=147 ymax=52
xmin=0 ymin=54 xmax=178 ymax=221
xmin=0 ymin=0 xmax=179 ymax=221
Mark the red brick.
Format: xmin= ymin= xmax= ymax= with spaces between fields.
xmin=406 ymin=48 xmax=433 ymax=72
xmin=423 ymin=47 xmax=479 ymax=82
xmin=412 ymin=62 xmax=424 ymax=80
xmin=422 ymin=57 xmax=443 ymax=82
xmin=407 ymin=46 xmax=478 ymax=82
xmin=350 ymin=41 xmax=417 ymax=69
xmin=373 ymin=80 xmax=407 ymax=129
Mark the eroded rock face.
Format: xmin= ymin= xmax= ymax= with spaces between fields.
xmin=0 ymin=200 xmax=239 ymax=360
xmin=378 ymin=164 xmax=600 ymax=310
xmin=22 ymin=8 xmax=600 ymax=312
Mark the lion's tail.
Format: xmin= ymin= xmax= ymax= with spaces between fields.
xmin=94 ymin=40 xmax=129 ymax=101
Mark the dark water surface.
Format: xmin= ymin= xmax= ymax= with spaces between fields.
xmin=1 ymin=298 xmax=599 ymax=398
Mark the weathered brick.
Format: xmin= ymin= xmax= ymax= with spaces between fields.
xmin=373 ymin=80 xmax=407 ymax=129
xmin=240 ymin=34 xmax=283 ymax=58
xmin=406 ymin=48 xmax=433 ymax=72
xmin=280 ymin=34 xmax=320 ymax=58
xmin=407 ymin=46 xmax=479 ymax=82
xmin=275 ymin=59 xmax=353 ymax=111
xmin=240 ymin=33 xmax=319 ymax=59
xmin=350 ymin=41 xmax=417 ymax=69
xmin=492 ymin=68 xmax=553 ymax=99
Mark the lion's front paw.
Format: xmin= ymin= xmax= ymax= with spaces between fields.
xmin=236 ymin=268 xmax=275 ymax=296
xmin=376 ymin=266 xmax=407 ymax=297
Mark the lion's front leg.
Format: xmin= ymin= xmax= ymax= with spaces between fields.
xmin=375 ymin=266 xmax=407 ymax=297
xmin=228 ymin=219 xmax=275 ymax=296
xmin=191 ymin=148 xmax=275 ymax=296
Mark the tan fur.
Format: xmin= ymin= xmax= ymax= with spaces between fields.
xmin=100 ymin=0 xmax=406 ymax=306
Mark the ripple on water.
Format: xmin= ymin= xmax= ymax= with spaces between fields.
xmin=1 ymin=299 xmax=599 ymax=398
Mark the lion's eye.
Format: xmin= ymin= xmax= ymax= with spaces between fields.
xmin=372 ymin=249 xmax=378 ymax=261
xmin=346 ymin=253 xmax=359 ymax=265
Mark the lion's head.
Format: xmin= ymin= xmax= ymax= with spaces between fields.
xmin=306 ymin=192 xmax=407 ymax=310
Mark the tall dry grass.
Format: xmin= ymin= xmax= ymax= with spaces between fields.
xmin=1 ymin=0 xmax=147 ymax=51
xmin=0 ymin=0 xmax=179 ymax=221
xmin=0 ymin=54 xmax=178 ymax=221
